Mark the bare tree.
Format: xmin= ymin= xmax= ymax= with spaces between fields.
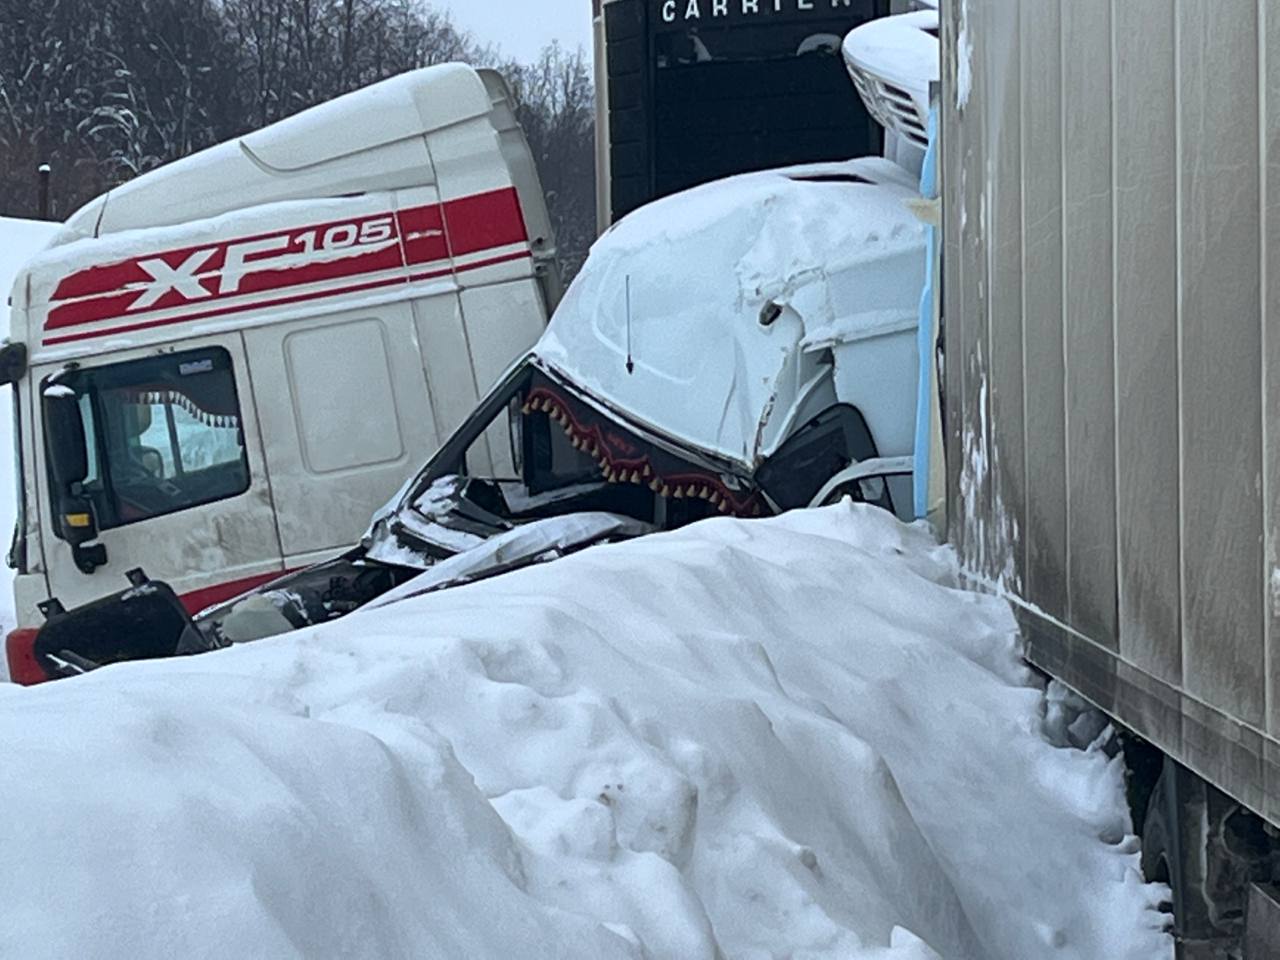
xmin=0 ymin=0 xmax=596 ymax=277
xmin=507 ymin=43 xmax=598 ymax=280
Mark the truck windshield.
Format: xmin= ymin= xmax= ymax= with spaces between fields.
xmin=416 ymin=368 xmax=766 ymax=532
xmin=43 ymin=348 xmax=251 ymax=532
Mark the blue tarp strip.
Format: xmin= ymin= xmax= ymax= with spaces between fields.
xmin=913 ymin=107 xmax=940 ymax=520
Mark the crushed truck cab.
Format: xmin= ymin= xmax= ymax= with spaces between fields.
xmin=3 ymin=63 xmax=561 ymax=679
xmin=539 ymin=156 xmax=926 ymax=507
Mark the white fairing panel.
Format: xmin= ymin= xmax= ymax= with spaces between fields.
xmin=285 ymin=320 xmax=407 ymax=475
xmin=243 ymin=300 xmax=438 ymax=562
xmin=799 ymin=242 xmax=925 ymax=458
xmin=460 ymin=281 xmax=548 ymax=478
xmin=413 ymin=294 xmax=484 ymax=453
xmin=477 ymin=69 xmax=560 ymax=292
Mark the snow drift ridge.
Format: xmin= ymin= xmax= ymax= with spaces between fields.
xmin=0 ymin=504 xmax=1170 ymax=959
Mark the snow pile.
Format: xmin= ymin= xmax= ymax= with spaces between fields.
xmin=0 ymin=216 xmax=58 ymax=677
xmin=0 ymin=504 xmax=1170 ymax=959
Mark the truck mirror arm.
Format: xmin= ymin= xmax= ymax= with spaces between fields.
xmin=72 ymin=542 xmax=108 ymax=575
xmin=0 ymin=342 xmax=27 ymax=387
xmin=42 ymin=371 xmax=108 ymax=573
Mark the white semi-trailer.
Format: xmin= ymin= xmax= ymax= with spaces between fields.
xmin=933 ymin=1 xmax=1280 ymax=955
xmin=3 ymin=63 xmax=561 ymax=683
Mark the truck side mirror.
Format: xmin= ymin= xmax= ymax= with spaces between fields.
xmin=0 ymin=342 xmax=27 ymax=387
xmin=42 ymin=385 xmax=105 ymax=572
xmin=44 ymin=387 xmax=88 ymax=494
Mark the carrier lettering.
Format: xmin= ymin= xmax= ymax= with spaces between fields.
xmin=659 ymin=0 xmax=860 ymax=20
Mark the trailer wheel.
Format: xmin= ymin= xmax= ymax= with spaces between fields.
xmin=1141 ymin=760 xmax=1220 ymax=944
xmin=1140 ymin=765 xmax=1178 ymax=931
xmin=1139 ymin=759 xmax=1278 ymax=953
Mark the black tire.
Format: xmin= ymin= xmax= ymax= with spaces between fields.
xmin=1141 ymin=766 xmax=1177 ymax=926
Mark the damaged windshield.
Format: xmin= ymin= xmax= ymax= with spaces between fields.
xmin=384 ymin=365 xmax=766 ymax=558
xmin=199 ymin=362 xmax=900 ymax=646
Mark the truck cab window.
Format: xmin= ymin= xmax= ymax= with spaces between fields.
xmin=44 ymin=349 xmax=250 ymax=532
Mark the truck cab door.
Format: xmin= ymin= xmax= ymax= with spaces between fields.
xmin=33 ymin=334 xmax=284 ymax=613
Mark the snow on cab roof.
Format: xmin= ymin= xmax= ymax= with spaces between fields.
xmin=55 ymin=63 xmax=491 ymax=244
xmin=536 ymin=157 xmax=926 ymax=470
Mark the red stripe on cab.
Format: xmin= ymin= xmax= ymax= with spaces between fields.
xmin=41 ymin=187 xmax=530 ymax=344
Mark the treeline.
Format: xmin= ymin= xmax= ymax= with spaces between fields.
xmin=0 ymin=0 xmax=595 ymax=277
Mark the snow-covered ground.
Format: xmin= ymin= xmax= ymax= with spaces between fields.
xmin=0 ymin=216 xmax=58 ymax=678
xmin=0 ymin=504 xmax=1170 ymax=959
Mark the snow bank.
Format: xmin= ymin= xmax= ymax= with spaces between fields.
xmin=0 ymin=216 xmax=58 ymax=678
xmin=0 ymin=504 xmax=1170 ymax=959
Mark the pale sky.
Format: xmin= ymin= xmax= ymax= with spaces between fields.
xmin=435 ymin=1 xmax=596 ymax=64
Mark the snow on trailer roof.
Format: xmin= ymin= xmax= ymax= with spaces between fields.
xmin=537 ymin=157 xmax=927 ymax=471
xmin=54 ymin=63 xmax=493 ymax=244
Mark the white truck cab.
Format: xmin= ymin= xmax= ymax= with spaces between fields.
xmin=2 ymin=63 xmax=560 ymax=669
